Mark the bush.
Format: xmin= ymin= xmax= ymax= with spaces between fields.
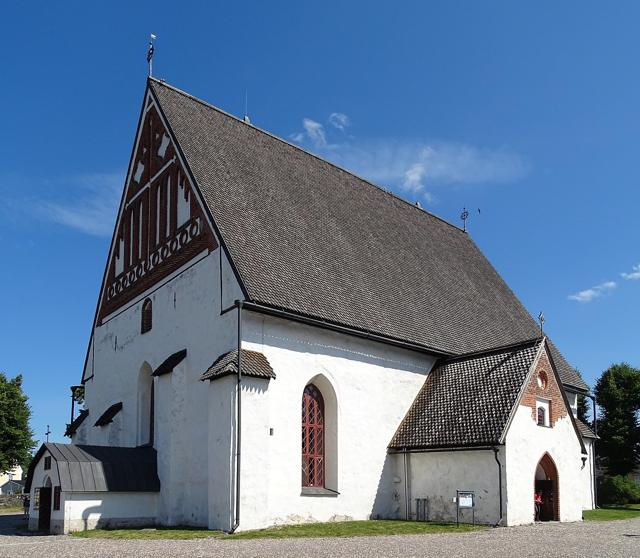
xmin=598 ymin=475 xmax=640 ymax=506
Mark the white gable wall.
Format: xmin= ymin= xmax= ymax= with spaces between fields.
xmin=504 ymin=407 xmax=584 ymax=525
xmin=79 ymin=248 xmax=243 ymax=527
xmin=228 ymin=312 xmax=437 ymax=531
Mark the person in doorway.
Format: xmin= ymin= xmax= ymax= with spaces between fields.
xmin=534 ymin=491 xmax=542 ymax=521
xmin=23 ymin=495 xmax=30 ymax=520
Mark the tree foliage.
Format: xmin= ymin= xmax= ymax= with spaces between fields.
xmin=573 ymin=368 xmax=591 ymax=423
xmin=0 ymin=372 xmax=37 ymax=473
xmin=594 ymin=363 xmax=640 ymax=476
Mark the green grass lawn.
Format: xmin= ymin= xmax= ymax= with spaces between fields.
xmin=72 ymin=520 xmax=484 ymax=540
xmin=583 ymin=504 xmax=640 ymax=521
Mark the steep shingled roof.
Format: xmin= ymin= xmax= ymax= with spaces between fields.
xmin=149 ymin=79 xmax=587 ymax=391
xmin=389 ymin=339 xmax=542 ymax=449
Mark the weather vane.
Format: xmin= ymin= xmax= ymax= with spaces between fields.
xmin=460 ymin=207 xmax=469 ymax=232
xmin=538 ymin=311 xmax=545 ymax=336
xmin=147 ymin=34 xmax=157 ymax=77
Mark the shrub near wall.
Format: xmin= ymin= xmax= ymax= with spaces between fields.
xmin=0 ymin=494 xmax=24 ymax=510
xmin=598 ymin=475 xmax=640 ymax=506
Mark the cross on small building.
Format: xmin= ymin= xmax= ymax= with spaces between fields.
xmin=45 ymin=424 xmax=51 ymax=443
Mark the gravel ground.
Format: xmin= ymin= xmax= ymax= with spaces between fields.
xmin=1 ymin=514 xmax=639 ymax=558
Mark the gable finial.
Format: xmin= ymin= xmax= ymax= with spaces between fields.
xmin=538 ymin=311 xmax=545 ymax=336
xmin=45 ymin=424 xmax=51 ymax=443
xmin=460 ymin=207 xmax=469 ymax=232
xmin=147 ymin=34 xmax=157 ymax=77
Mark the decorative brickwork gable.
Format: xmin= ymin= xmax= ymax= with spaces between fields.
xmin=97 ymin=102 xmax=218 ymax=323
xmin=521 ymin=348 xmax=569 ymax=427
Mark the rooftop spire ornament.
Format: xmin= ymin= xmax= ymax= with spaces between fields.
xmin=538 ymin=311 xmax=545 ymax=336
xmin=147 ymin=34 xmax=157 ymax=77
xmin=45 ymin=424 xmax=51 ymax=443
xmin=461 ymin=207 xmax=469 ymax=232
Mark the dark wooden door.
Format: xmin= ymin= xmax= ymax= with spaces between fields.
xmin=535 ymin=480 xmax=555 ymax=521
xmin=38 ymin=487 xmax=52 ymax=531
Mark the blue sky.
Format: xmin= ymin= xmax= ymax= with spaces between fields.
xmin=1 ymin=1 xmax=638 ymax=445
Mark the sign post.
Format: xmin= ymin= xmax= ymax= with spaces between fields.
xmin=456 ymin=490 xmax=475 ymax=526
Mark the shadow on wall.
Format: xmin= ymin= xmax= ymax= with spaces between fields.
xmin=371 ymin=454 xmax=402 ymax=520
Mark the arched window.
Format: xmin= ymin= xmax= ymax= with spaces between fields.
xmin=141 ymin=299 xmax=152 ymax=334
xmin=537 ymin=406 xmax=546 ymax=426
xmin=302 ymin=384 xmax=325 ymax=487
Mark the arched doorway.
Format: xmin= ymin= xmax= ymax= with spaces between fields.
xmin=534 ymin=453 xmax=559 ymax=521
xmin=38 ymin=476 xmax=52 ymax=531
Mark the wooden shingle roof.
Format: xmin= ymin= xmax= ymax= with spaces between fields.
xmin=149 ymin=78 xmax=587 ymax=391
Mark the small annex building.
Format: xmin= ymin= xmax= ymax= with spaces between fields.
xmin=27 ymin=77 xmax=596 ymax=533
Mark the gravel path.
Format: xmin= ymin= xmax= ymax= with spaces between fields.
xmin=1 ymin=514 xmax=639 ymax=558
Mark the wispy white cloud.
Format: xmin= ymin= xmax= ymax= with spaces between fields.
xmin=290 ymin=115 xmax=529 ymax=204
xmin=621 ymin=263 xmax=640 ymax=280
xmin=329 ymin=112 xmax=350 ymax=131
xmin=568 ymin=281 xmax=617 ymax=303
xmin=302 ymin=118 xmax=327 ymax=147
xmin=36 ymin=173 xmax=122 ymax=237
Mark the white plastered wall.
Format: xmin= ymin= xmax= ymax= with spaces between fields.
xmin=394 ymin=448 xmax=505 ymax=525
xmin=504 ymin=406 xmax=585 ymax=525
xmin=78 ymin=246 xmax=243 ymax=528
xmin=28 ymin=450 xmax=63 ymax=533
xmin=223 ymin=312 xmax=437 ymax=531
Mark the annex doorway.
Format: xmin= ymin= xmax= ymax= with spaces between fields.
xmin=534 ymin=453 xmax=559 ymax=521
xmin=38 ymin=477 xmax=52 ymax=531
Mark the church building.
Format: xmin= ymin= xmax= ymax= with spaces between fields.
xmin=26 ymin=78 xmax=596 ymax=534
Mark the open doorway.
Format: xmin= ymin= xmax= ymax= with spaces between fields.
xmin=534 ymin=453 xmax=559 ymax=521
xmin=38 ymin=477 xmax=52 ymax=531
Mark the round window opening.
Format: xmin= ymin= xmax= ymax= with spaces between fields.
xmin=537 ymin=371 xmax=548 ymax=390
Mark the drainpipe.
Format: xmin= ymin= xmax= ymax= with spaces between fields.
xmin=492 ymin=447 xmax=504 ymax=526
xmin=587 ymin=393 xmax=598 ymax=508
xmin=403 ymin=451 xmax=410 ymax=520
xmin=229 ymin=300 xmax=243 ymax=533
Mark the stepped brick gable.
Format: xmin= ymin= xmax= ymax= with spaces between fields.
xmin=98 ymin=103 xmax=217 ymax=322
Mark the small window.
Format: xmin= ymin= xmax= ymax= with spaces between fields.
xmin=33 ymin=488 xmax=40 ymax=510
xmin=44 ymin=456 xmax=51 ymax=470
xmin=141 ymin=299 xmax=152 ymax=334
xmin=53 ymin=486 xmax=61 ymax=510
xmin=537 ymin=371 xmax=548 ymax=390
xmin=537 ymin=407 xmax=546 ymax=426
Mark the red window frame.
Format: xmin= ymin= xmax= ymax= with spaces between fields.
xmin=302 ymin=384 xmax=325 ymax=487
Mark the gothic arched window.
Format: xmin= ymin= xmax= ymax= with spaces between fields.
xmin=302 ymin=383 xmax=325 ymax=487
xmin=141 ymin=299 xmax=152 ymax=334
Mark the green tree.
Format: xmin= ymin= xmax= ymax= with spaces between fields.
xmin=573 ymin=368 xmax=591 ymax=423
xmin=0 ymin=372 xmax=37 ymax=473
xmin=594 ymin=363 xmax=640 ymax=476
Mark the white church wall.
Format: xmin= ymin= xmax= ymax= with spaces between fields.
xmin=235 ymin=312 xmax=437 ymax=530
xmin=395 ymin=448 xmax=505 ymax=525
xmin=505 ymin=405 xmax=585 ymax=525
xmin=580 ymin=438 xmax=596 ymax=510
xmin=81 ymin=248 xmax=240 ymax=528
xmin=207 ymin=375 xmax=235 ymax=531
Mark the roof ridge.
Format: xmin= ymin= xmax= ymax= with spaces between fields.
xmin=444 ymin=336 xmax=543 ymax=363
xmin=148 ymin=77 xmax=466 ymax=236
